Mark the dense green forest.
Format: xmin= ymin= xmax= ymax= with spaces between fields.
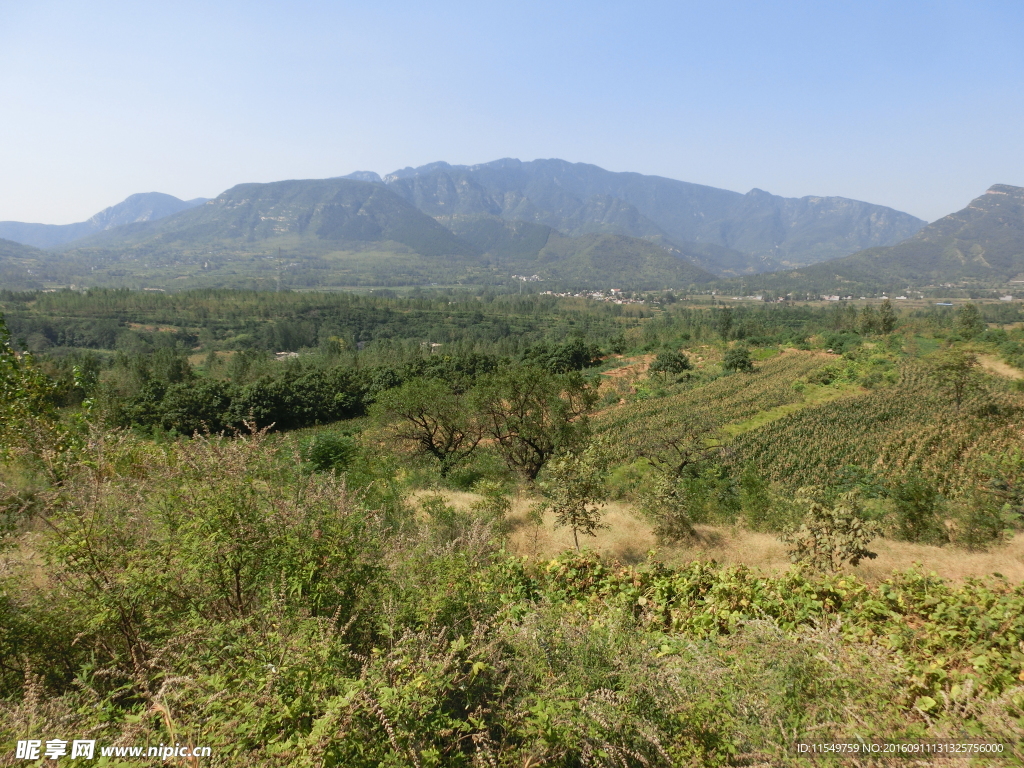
xmin=2 ymin=288 xmax=1024 ymax=765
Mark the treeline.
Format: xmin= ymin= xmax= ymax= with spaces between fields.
xmin=0 ymin=288 xmax=647 ymax=356
xmin=9 ymin=289 xmax=1024 ymax=440
xmin=6 ymin=288 xmax=995 ymax=359
xmin=100 ymin=338 xmax=603 ymax=436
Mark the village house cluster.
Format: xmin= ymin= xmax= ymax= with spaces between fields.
xmin=539 ymin=288 xmax=649 ymax=304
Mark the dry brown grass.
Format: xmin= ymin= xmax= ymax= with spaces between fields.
xmin=977 ymin=353 xmax=1024 ymax=380
xmin=422 ymin=490 xmax=1024 ymax=583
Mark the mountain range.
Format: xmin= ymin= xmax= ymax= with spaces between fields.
xmin=44 ymin=177 xmax=714 ymax=290
xmin=744 ymin=184 xmax=1024 ymax=292
xmin=344 ymin=159 xmax=926 ymax=274
xmin=0 ymin=192 xmax=208 ymax=249
xmin=10 ymin=159 xmax=1019 ymax=293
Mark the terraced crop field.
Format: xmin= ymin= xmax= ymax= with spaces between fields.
xmin=730 ymin=365 xmax=1024 ymax=493
xmin=597 ymin=349 xmax=836 ymax=436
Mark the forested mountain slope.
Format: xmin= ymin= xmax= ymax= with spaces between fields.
xmin=367 ymin=158 xmax=926 ymax=274
xmin=445 ymin=215 xmax=715 ymax=287
xmin=64 ymin=179 xmax=478 ymax=258
xmin=787 ymin=184 xmax=1024 ymax=286
xmin=0 ymin=238 xmax=52 ymax=289
xmin=0 ymin=160 xmax=931 ymax=289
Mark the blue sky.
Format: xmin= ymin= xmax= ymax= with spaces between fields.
xmin=1 ymin=0 xmax=1022 ymax=224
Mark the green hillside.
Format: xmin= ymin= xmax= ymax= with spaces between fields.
xmin=770 ymin=184 xmax=1024 ymax=290
xmin=20 ymin=179 xmax=486 ymax=289
xmin=65 ymin=178 xmax=479 ymax=259
xmin=0 ymin=192 xmax=206 ymax=249
xmin=443 ymin=214 xmax=556 ymax=264
xmin=0 ymin=181 xmax=712 ymax=291
xmin=534 ymin=232 xmax=715 ymax=288
xmin=0 ymin=238 xmax=50 ymax=289
xmin=4 ymin=292 xmax=1024 ymax=765
xmin=444 ymin=214 xmax=716 ymax=288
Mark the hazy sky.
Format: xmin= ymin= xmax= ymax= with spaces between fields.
xmin=1 ymin=0 xmax=1022 ymax=224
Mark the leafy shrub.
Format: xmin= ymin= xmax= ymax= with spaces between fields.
xmin=537 ymin=440 xmax=610 ymax=550
xmin=954 ymin=303 xmax=985 ymax=340
xmin=420 ymin=494 xmax=473 ymax=546
xmin=469 ymin=479 xmax=512 ymax=528
xmin=821 ymin=331 xmax=862 ymax=355
xmin=301 ymin=431 xmax=357 ymax=474
xmin=949 ymin=493 xmax=1020 ymax=551
xmin=782 ymin=489 xmax=878 ymax=572
xmin=886 ymin=474 xmax=946 ymax=544
xmin=522 ymin=337 xmax=602 ymax=374
xmin=636 ymin=472 xmax=697 ymax=543
xmin=739 ymin=465 xmax=792 ymax=532
xmin=805 ymin=364 xmax=841 ymax=385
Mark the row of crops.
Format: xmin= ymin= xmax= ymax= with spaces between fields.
xmin=731 ymin=365 xmax=1024 ymax=495
xmin=598 ymin=350 xmax=835 ymax=439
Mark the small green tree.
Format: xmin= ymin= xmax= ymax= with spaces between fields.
xmin=782 ymin=489 xmax=878 ymax=572
xmin=0 ymin=312 xmax=85 ymax=480
xmin=302 ymin=432 xmax=358 ymax=474
xmin=950 ymin=493 xmax=1020 ymax=551
xmin=954 ymin=303 xmax=985 ymax=340
xmin=888 ymin=474 xmax=946 ymax=544
xmin=649 ymin=350 xmax=692 ymax=375
xmin=372 ymin=377 xmax=483 ymax=476
xmin=722 ymin=345 xmax=754 ymax=372
xmin=930 ymin=347 xmax=982 ymax=413
xmin=539 ymin=440 xmax=610 ymax=550
xmin=859 ymin=305 xmax=880 ymax=335
xmin=715 ymin=307 xmax=733 ymax=339
xmin=0 ymin=314 xmax=56 ymax=456
xmin=476 ymin=366 xmax=597 ymax=480
xmin=739 ymin=464 xmax=780 ymax=532
xmin=469 ymin=479 xmax=513 ymax=536
xmin=626 ymin=414 xmax=720 ymax=542
xmin=636 ymin=471 xmax=697 ymax=543
xmin=878 ymin=298 xmax=898 ymax=334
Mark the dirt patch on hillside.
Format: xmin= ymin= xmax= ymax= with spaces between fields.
xmin=978 ymin=354 xmax=1024 ymax=379
xmin=600 ymin=355 xmax=655 ymax=379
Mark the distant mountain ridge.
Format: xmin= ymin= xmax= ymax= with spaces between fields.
xmin=0 ymin=192 xmax=208 ymax=249
xmin=0 ymin=238 xmax=50 ymax=290
xmin=0 ymin=159 xmax=936 ymax=291
xmin=66 ymin=179 xmax=477 ymax=257
xmin=51 ymin=177 xmax=715 ymax=289
xmin=343 ymin=158 xmax=926 ymax=275
xmin=783 ymin=184 xmax=1024 ymax=286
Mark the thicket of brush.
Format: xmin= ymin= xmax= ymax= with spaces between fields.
xmin=2 ymin=429 xmax=1023 ymax=767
